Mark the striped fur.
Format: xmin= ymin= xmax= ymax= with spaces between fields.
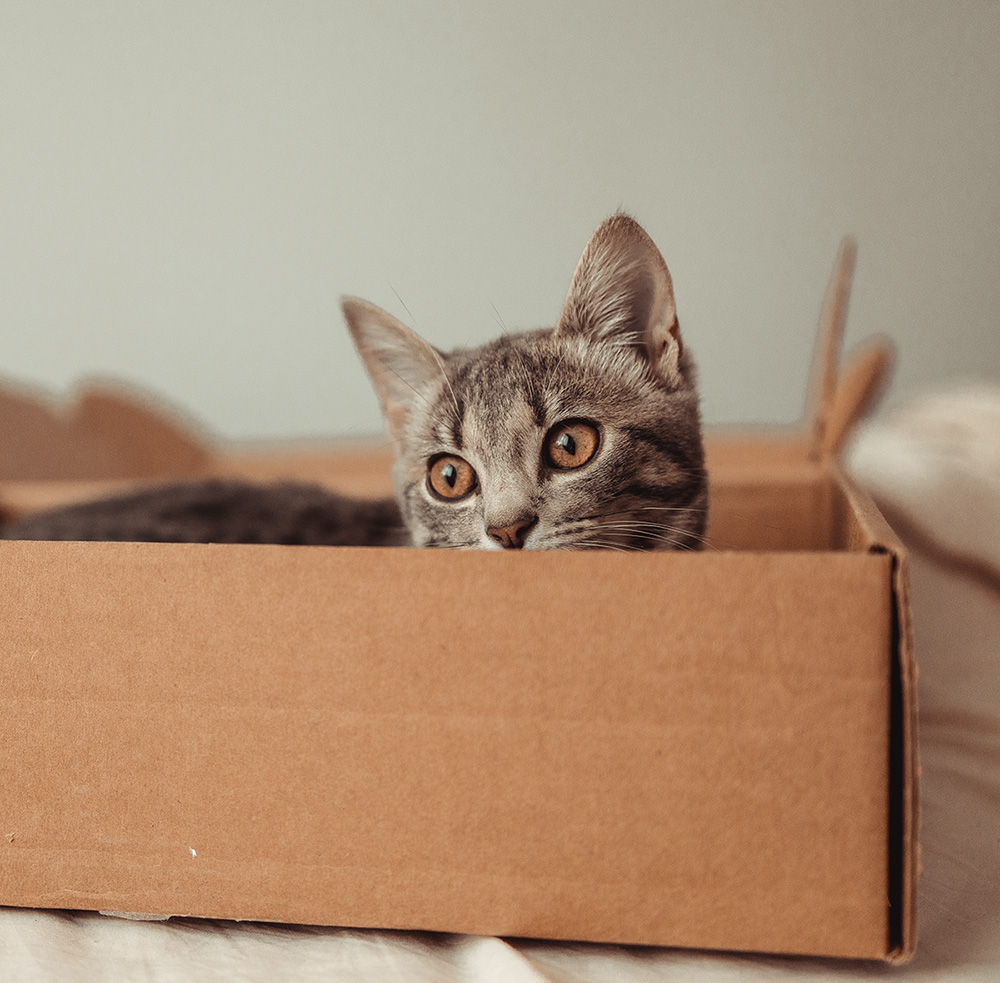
xmin=2 ymin=216 xmax=706 ymax=551
xmin=345 ymin=215 xmax=707 ymax=551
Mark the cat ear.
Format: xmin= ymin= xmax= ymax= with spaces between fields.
xmin=555 ymin=214 xmax=684 ymax=386
xmin=341 ymin=297 xmax=445 ymax=439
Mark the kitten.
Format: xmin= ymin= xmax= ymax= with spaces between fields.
xmin=2 ymin=215 xmax=706 ymax=550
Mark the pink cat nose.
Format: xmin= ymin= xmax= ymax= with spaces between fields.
xmin=487 ymin=517 xmax=537 ymax=550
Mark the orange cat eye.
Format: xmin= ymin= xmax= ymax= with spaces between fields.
xmin=545 ymin=420 xmax=600 ymax=470
xmin=427 ymin=455 xmax=478 ymax=501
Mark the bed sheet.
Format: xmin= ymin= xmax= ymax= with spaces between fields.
xmin=3 ymin=389 xmax=999 ymax=982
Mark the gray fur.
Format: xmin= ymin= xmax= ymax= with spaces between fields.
xmin=2 ymin=215 xmax=706 ymax=550
xmin=343 ymin=214 xmax=707 ymax=551
xmin=341 ymin=326 xmax=706 ymax=551
xmin=2 ymin=480 xmax=407 ymax=546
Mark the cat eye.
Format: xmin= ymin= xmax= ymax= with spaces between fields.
xmin=427 ymin=454 xmax=478 ymax=501
xmin=544 ymin=420 xmax=600 ymax=470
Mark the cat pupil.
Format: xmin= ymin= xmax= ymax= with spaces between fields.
xmin=558 ymin=433 xmax=576 ymax=455
xmin=443 ymin=464 xmax=457 ymax=487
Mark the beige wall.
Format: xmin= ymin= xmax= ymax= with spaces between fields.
xmin=0 ymin=2 xmax=997 ymax=440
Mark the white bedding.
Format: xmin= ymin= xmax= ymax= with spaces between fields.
xmin=3 ymin=389 xmax=1000 ymax=982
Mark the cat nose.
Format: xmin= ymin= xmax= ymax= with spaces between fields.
xmin=487 ymin=516 xmax=537 ymax=550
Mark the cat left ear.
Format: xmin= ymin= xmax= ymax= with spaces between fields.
xmin=342 ymin=297 xmax=445 ymax=440
xmin=555 ymin=214 xmax=685 ymax=387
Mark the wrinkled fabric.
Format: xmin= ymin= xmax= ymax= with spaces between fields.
xmin=3 ymin=390 xmax=1000 ymax=981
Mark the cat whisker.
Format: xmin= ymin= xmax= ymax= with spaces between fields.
xmin=374 ymin=433 xmax=405 ymax=454
xmin=561 ymin=513 xmax=717 ymax=552
xmin=578 ymin=540 xmax=648 ymax=552
xmin=383 ymin=363 xmax=433 ymax=407
xmin=584 ymin=504 xmax=706 ymax=521
xmin=385 ymin=283 xmax=462 ymax=425
xmin=531 ymin=529 xmax=633 ymax=552
xmin=607 ymin=532 xmax=681 ymax=547
xmin=540 ymin=523 xmax=677 ymax=552
xmin=589 ymin=506 xmax=715 ymax=550
xmin=429 ymin=353 xmax=463 ymax=426
xmin=543 ymin=337 xmax=573 ymax=391
xmin=388 ymin=283 xmax=417 ymax=326
xmin=489 ymin=301 xmax=509 ymax=334
xmin=627 ymin=520 xmax=717 ymax=552
xmin=552 ymin=540 xmax=635 ymax=552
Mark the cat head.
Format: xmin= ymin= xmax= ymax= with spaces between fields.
xmin=342 ymin=214 xmax=707 ymax=551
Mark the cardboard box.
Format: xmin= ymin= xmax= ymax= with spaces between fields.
xmin=0 ymin=247 xmax=918 ymax=962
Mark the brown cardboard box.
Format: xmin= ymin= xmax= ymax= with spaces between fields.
xmin=0 ymin=246 xmax=917 ymax=962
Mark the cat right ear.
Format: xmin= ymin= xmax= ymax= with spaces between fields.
xmin=341 ymin=297 xmax=444 ymax=440
xmin=555 ymin=214 xmax=686 ymax=388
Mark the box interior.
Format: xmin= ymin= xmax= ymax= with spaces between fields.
xmin=1 ymin=432 xmax=873 ymax=556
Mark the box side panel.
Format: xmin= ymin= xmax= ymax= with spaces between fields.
xmin=1 ymin=543 xmax=895 ymax=958
xmin=706 ymin=469 xmax=834 ymax=551
xmin=6 ymin=434 xmax=835 ymax=553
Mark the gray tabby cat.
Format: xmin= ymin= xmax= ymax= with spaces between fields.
xmin=2 ymin=215 xmax=706 ymax=550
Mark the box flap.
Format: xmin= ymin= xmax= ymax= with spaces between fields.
xmin=0 ymin=376 xmax=216 ymax=482
xmin=807 ymin=237 xmax=856 ymax=461
xmin=0 ymin=379 xmax=128 ymax=481
xmin=70 ymin=381 xmax=215 ymax=478
xmin=821 ymin=340 xmax=893 ymax=459
xmin=710 ymin=239 xmax=891 ymax=472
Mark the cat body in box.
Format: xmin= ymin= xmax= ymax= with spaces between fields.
xmin=2 ymin=215 xmax=706 ymax=551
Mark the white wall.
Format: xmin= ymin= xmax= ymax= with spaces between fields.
xmin=1 ymin=2 xmax=997 ymax=441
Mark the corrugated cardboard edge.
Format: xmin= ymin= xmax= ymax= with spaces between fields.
xmin=832 ymin=461 xmax=919 ymax=963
